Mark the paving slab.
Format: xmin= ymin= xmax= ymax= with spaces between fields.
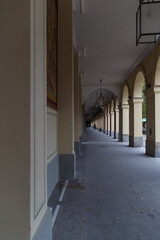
xmin=52 ymin=127 xmax=160 ymax=240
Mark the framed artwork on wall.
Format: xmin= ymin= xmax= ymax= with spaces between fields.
xmin=47 ymin=0 xmax=58 ymax=110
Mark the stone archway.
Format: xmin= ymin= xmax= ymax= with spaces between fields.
xmin=121 ymin=85 xmax=129 ymax=142
xmin=129 ymin=71 xmax=145 ymax=147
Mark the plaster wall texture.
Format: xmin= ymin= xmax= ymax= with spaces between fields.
xmin=58 ymin=0 xmax=74 ymax=155
xmin=0 ymin=1 xmax=30 ymax=239
xmin=111 ymin=112 xmax=114 ymax=132
xmin=134 ymin=102 xmax=142 ymax=137
xmin=122 ymin=106 xmax=129 ymax=135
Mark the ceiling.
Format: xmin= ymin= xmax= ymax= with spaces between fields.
xmin=84 ymin=88 xmax=114 ymax=112
xmin=73 ymin=0 xmax=154 ymax=113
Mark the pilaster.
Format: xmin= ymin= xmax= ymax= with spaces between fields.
xmin=58 ymin=0 xmax=76 ymax=178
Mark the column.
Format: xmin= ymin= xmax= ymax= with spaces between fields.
xmin=78 ymin=75 xmax=83 ymax=145
xmin=111 ymin=110 xmax=115 ymax=137
xmin=105 ymin=113 xmax=108 ymax=135
xmin=74 ymin=53 xmax=80 ymax=156
xmin=58 ymin=0 xmax=75 ymax=178
xmin=108 ymin=113 xmax=111 ymax=136
xmin=129 ymin=98 xmax=143 ymax=147
xmin=118 ymin=104 xmax=122 ymax=141
xmin=122 ymin=104 xmax=129 ymax=142
xmin=114 ymin=107 xmax=119 ymax=139
xmin=146 ymin=86 xmax=160 ymax=157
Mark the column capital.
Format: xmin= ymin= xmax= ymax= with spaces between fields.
xmin=154 ymin=85 xmax=160 ymax=94
xmin=145 ymin=85 xmax=160 ymax=98
xmin=121 ymin=104 xmax=129 ymax=109
xmin=128 ymin=97 xmax=143 ymax=105
xmin=115 ymin=107 xmax=119 ymax=113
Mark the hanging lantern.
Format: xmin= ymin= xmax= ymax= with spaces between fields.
xmin=98 ymin=79 xmax=104 ymax=107
xmin=136 ymin=0 xmax=160 ymax=45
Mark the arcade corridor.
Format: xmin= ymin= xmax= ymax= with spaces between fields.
xmin=52 ymin=128 xmax=160 ymax=240
xmin=2 ymin=1 xmax=160 ymax=239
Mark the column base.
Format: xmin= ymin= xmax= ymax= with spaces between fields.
xmin=129 ymin=136 xmax=143 ymax=147
xmin=47 ymin=155 xmax=59 ymax=199
xmin=33 ymin=208 xmax=52 ymax=240
xmin=110 ymin=131 xmax=114 ymax=137
xmin=122 ymin=134 xmax=129 ymax=142
xmin=59 ymin=153 xmax=76 ymax=179
xmin=114 ymin=132 xmax=119 ymax=139
xmin=74 ymin=141 xmax=81 ymax=156
xmin=146 ymin=140 xmax=160 ymax=157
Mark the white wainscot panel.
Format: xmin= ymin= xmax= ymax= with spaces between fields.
xmin=47 ymin=110 xmax=58 ymax=160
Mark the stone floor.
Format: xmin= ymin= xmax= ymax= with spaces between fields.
xmin=52 ymin=128 xmax=160 ymax=240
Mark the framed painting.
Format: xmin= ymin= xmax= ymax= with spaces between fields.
xmin=47 ymin=0 xmax=58 ymax=110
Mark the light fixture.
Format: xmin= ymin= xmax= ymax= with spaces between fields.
xmin=98 ymin=79 xmax=104 ymax=107
xmin=136 ymin=0 xmax=160 ymax=45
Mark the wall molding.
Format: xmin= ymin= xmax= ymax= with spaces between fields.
xmin=47 ymin=151 xmax=58 ymax=164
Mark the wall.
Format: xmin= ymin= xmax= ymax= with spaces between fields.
xmin=30 ymin=0 xmax=48 ymax=238
xmin=0 ymin=0 xmax=30 ymax=239
xmin=47 ymin=107 xmax=59 ymax=199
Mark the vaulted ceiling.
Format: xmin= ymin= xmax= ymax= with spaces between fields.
xmin=73 ymin=0 xmax=154 ymax=111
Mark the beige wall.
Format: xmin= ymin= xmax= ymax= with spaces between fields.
xmin=0 ymin=0 xmax=30 ymax=239
xmin=30 ymin=0 xmax=48 ymax=237
xmin=58 ymin=0 xmax=74 ymax=154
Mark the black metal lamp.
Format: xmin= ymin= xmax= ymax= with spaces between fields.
xmin=136 ymin=0 xmax=160 ymax=45
xmin=98 ymin=80 xmax=104 ymax=107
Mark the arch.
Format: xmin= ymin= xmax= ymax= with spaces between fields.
xmin=155 ymin=56 xmax=160 ymax=85
xmin=84 ymin=87 xmax=115 ymax=103
xmin=133 ymin=71 xmax=145 ymax=98
xmin=122 ymin=85 xmax=129 ymax=104
xmin=129 ymin=70 xmax=146 ymax=148
xmin=83 ymin=85 xmax=120 ymax=104
xmin=152 ymin=42 xmax=160 ymax=86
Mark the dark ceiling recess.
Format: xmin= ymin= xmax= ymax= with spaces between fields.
xmin=136 ymin=0 xmax=160 ymax=45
